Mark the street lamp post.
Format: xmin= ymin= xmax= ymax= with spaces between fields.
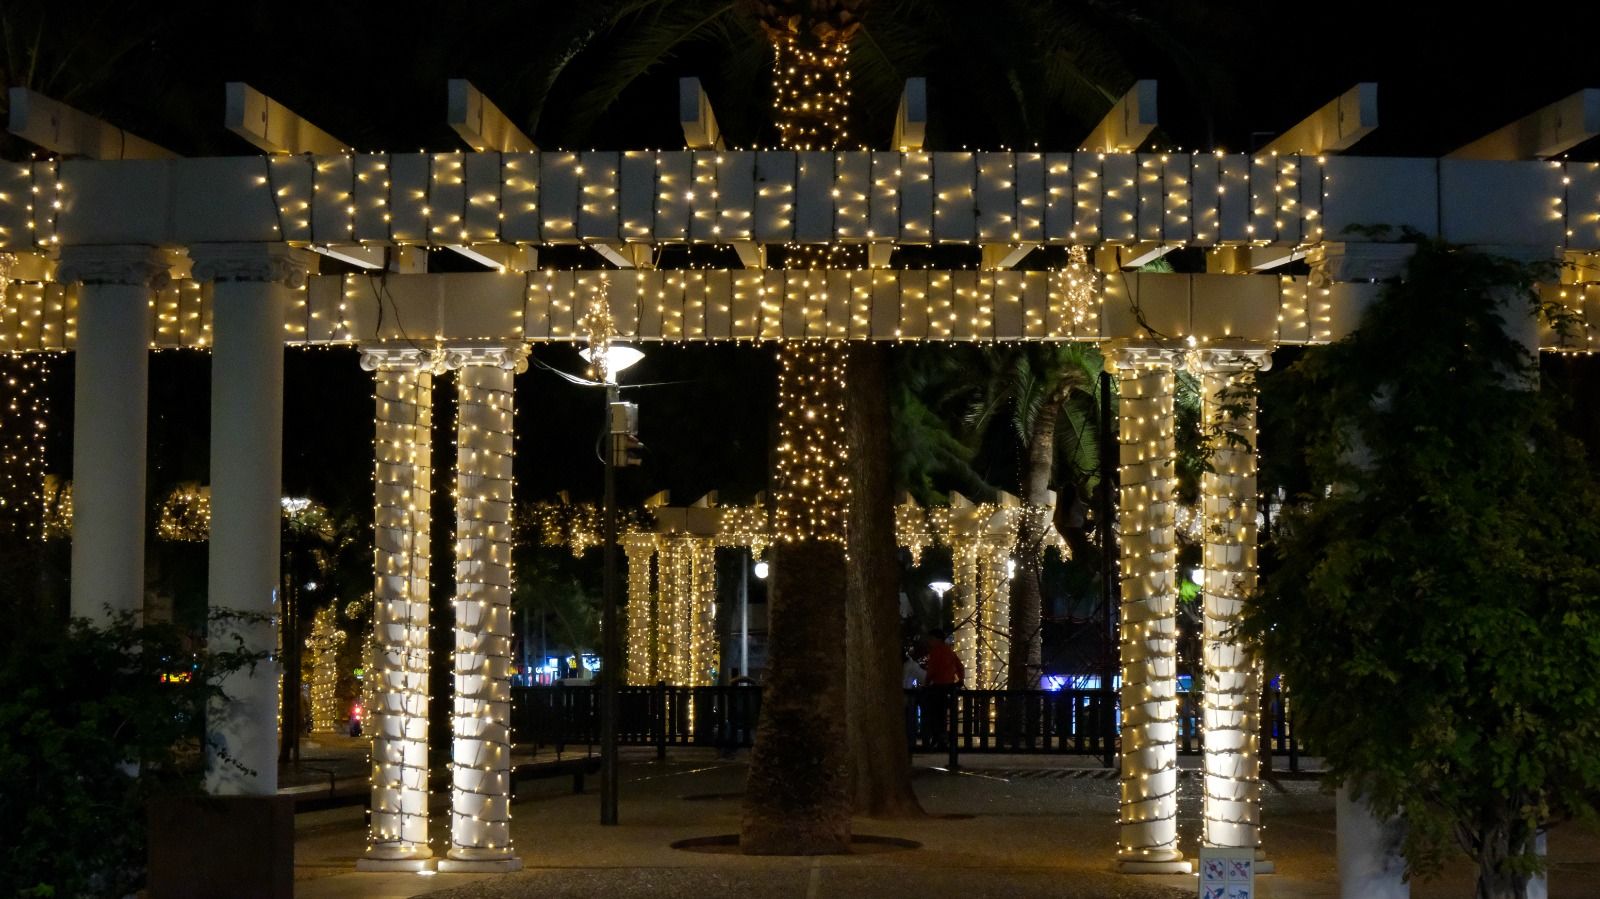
xmin=582 ymin=344 xmax=642 ymax=827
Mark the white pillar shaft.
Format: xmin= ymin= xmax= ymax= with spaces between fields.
xmin=1336 ymin=783 xmax=1410 ymax=899
xmin=952 ymin=539 xmax=979 ymax=681
xmin=1201 ymin=366 xmax=1262 ymax=849
xmin=449 ymin=363 xmax=517 ymax=863
xmin=1114 ymin=355 xmax=1185 ymax=871
xmin=204 ymin=276 xmax=288 ymax=795
xmin=365 ymin=363 xmax=434 ymax=863
xmin=623 ymin=542 xmax=657 ymax=685
xmin=691 ymin=538 xmax=718 ymax=686
xmin=70 ymin=280 xmax=152 ymax=621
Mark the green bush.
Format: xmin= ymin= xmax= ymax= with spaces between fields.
xmin=0 ymin=612 xmax=264 ymax=897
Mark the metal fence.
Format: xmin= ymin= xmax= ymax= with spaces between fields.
xmin=510 ymin=684 xmax=1298 ymax=770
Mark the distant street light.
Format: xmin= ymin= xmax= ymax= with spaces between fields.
xmin=753 ymin=559 xmax=769 ymax=580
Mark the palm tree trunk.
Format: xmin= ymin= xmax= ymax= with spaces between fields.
xmin=741 ymin=537 xmax=851 ymax=853
xmin=845 ymin=343 xmax=923 ymax=817
xmin=1006 ymin=384 xmax=1069 ymax=691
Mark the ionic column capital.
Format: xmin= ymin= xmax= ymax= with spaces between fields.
xmin=1189 ymin=345 xmax=1274 ymax=374
xmin=440 ymin=343 xmax=530 ymax=373
xmin=360 ymin=343 xmax=445 ymax=373
xmin=190 ymin=243 xmax=315 ymax=287
xmin=58 ymin=245 xmax=171 ymax=289
xmin=1105 ymin=341 xmax=1185 ymax=371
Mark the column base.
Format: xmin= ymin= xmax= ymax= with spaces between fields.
xmin=1116 ymin=856 xmax=1191 ymax=875
xmin=356 ymin=857 xmax=434 ymax=873
xmin=437 ymin=857 xmax=523 ymax=873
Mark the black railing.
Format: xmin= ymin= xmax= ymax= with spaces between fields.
xmin=510 ymin=684 xmax=1298 ymax=770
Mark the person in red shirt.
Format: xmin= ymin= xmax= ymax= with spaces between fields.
xmin=921 ymin=630 xmax=963 ymax=749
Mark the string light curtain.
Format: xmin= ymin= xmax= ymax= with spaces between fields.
xmin=688 ymin=538 xmax=719 ymax=685
xmin=772 ymin=343 xmax=850 ymax=543
xmin=0 ymin=246 xmax=50 ymax=539
xmin=1110 ymin=345 xmax=1188 ymax=873
xmin=657 ymin=537 xmax=689 ymax=685
xmin=1197 ymin=349 xmax=1271 ymax=860
xmin=446 ymin=356 xmax=523 ymax=869
xmin=361 ymin=353 xmax=435 ymax=867
xmin=976 ymin=536 xmax=1015 ymax=690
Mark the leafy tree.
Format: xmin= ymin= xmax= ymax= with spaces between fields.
xmin=1244 ymin=240 xmax=1600 ymax=899
xmin=0 ymin=612 xmax=266 ymax=897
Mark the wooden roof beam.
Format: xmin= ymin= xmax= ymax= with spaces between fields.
xmin=224 ymin=83 xmax=351 ymax=156
xmin=1261 ymin=83 xmax=1377 ymax=156
xmin=7 ymin=87 xmax=175 ymax=159
xmin=1081 ymin=80 xmax=1157 ymax=153
xmin=447 ymin=79 xmax=536 ymax=153
xmin=893 ymin=78 xmax=927 ymax=151
xmin=1448 ymin=88 xmax=1600 ymax=160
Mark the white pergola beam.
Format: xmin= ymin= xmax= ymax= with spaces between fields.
xmin=893 ymin=78 xmax=927 ymax=151
xmin=7 ymin=88 xmax=175 ymax=159
xmin=1082 ymin=80 xmax=1157 ymax=153
xmin=732 ymin=241 xmax=766 ymax=269
xmin=679 ymin=77 xmax=723 ymax=151
xmin=1120 ymin=243 xmax=1174 ymax=269
xmin=447 ymin=79 xmax=536 ymax=153
xmin=1448 ymin=88 xmax=1600 ymax=160
xmin=981 ymin=243 xmax=1037 ymax=270
xmin=310 ymin=244 xmax=384 ymax=270
xmin=592 ymin=241 xmax=654 ymax=269
xmin=1261 ymin=83 xmax=1377 ymax=156
xmin=446 ymin=244 xmax=535 ymax=273
xmin=224 ymin=83 xmax=351 ymax=156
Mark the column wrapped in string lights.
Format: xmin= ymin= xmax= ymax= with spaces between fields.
xmin=1109 ymin=344 xmax=1189 ymax=874
xmin=976 ymin=535 xmax=1014 ymax=691
xmin=950 ymin=536 xmax=981 ymax=682
xmin=442 ymin=347 xmax=526 ymax=873
xmin=358 ymin=347 xmax=436 ymax=871
xmin=307 ymin=605 xmax=346 ymax=733
xmin=657 ymin=537 xmax=689 ymax=684
xmin=688 ymin=537 xmax=719 ymax=685
xmin=1196 ymin=347 xmax=1272 ymax=868
xmin=622 ymin=532 xmax=659 ymax=685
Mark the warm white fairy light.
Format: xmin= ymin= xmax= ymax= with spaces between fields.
xmin=446 ymin=353 xmax=524 ymax=869
xmin=1110 ymin=345 xmax=1188 ymax=873
xmin=1196 ymin=348 xmax=1270 ymax=861
xmin=361 ymin=350 xmax=435 ymax=866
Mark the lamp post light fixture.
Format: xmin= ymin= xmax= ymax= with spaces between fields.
xmin=752 ymin=559 xmax=769 ymax=580
xmin=927 ymin=580 xmax=954 ymax=599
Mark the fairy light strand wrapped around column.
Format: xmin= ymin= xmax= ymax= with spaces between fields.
xmin=447 ymin=355 xmax=523 ymax=868
xmin=1197 ymin=348 xmax=1271 ymax=859
xmin=362 ymin=352 xmax=435 ymax=866
xmin=1110 ymin=345 xmax=1188 ymax=873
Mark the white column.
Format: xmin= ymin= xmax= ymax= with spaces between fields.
xmin=359 ymin=346 xmax=437 ymax=871
xmin=951 ymin=536 xmax=980 ymax=682
xmin=193 ymin=243 xmax=311 ymax=796
xmin=442 ymin=346 xmax=526 ymax=873
xmin=59 ymin=246 xmax=168 ymax=623
xmin=623 ymin=535 xmax=658 ymax=685
xmin=1196 ymin=346 xmax=1273 ymax=868
xmin=1110 ymin=344 xmax=1189 ymax=874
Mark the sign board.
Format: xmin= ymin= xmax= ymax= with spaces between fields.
xmin=1198 ymin=847 xmax=1256 ymax=899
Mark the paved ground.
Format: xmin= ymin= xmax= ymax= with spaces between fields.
xmin=292 ymin=749 xmax=1600 ymax=898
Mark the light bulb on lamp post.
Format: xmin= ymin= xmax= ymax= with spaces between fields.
xmin=579 ymin=344 xmax=644 ymax=384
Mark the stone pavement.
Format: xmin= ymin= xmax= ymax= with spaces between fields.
xmin=292 ymin=749 xmax=1600 ymax=898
